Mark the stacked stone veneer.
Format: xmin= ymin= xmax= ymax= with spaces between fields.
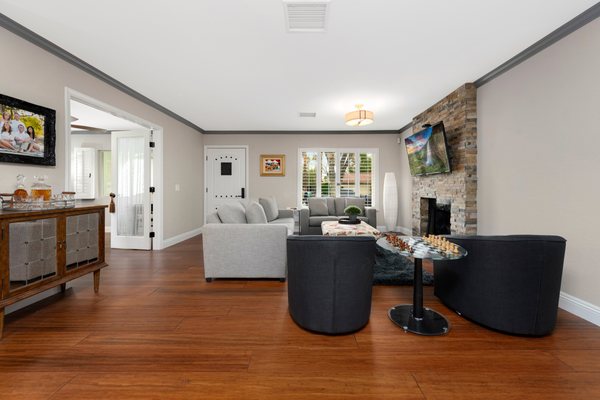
xmin=411 ymin=83 xmax=477 ymax=235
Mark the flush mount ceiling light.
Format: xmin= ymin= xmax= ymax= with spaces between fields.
xmin=345 ymin=104 xmax=374 ymax=127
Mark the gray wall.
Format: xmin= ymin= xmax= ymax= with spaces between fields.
xmin=477 ymin=17 xmax=600 ymax=308
xmin=0 ymin=27 xmax=204 ymax=242
xmin=203 ymin=133 xmax=410 ymax=230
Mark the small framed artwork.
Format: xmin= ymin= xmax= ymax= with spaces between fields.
xmin=260 ymin=154 xmax=285 ymax=176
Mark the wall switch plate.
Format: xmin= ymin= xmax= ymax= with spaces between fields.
xmin=175 ymin=184 xmax=180 ymax=192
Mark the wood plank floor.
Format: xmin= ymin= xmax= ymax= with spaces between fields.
xmin=1 ymin=235 xmax=599 ymax=399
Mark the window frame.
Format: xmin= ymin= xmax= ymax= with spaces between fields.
xmin=297 ymin=147 xmax=379 ymax=209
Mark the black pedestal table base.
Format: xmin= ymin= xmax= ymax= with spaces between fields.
xmin=388 ymin=304 xmax=450 ymax=335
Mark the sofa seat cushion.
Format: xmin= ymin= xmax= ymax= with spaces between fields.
xmin=246 ymin=201 xmax=268 ymax=224
xmin=309 ymin=216 xmax=340 ymax=226
xmin=259 ymin=197 xmax=279 ymax=222
xmin=217 ymin=202 xmax=247 ymax=224
xmin=268 ymin=217 xmax=295 ymax=235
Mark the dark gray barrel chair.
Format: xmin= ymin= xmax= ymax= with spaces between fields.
xmin=287 ymin=235 xmax=376 ymax=334
xmin=434 ymin=235 xmax=566 ymax=336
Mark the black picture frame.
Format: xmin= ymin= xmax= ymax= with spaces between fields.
xmin=0 ymin=93 xmax=56 ymax=166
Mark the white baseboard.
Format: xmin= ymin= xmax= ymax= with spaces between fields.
xmin=161 ymin=227 xmax=203 ymax=249
xmin=559 ymin=291 xmax=600 ymax=327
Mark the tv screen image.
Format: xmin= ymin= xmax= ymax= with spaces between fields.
xmin=405 ymin=122 xmax=451 ymax=176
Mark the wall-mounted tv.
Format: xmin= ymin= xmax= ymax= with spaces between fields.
xmin=0 ymin=93 xmax=56 ymax=166
xmin=404 ymin=122 xmax=451 ymax=176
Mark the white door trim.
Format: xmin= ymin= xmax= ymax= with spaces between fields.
xmin=203 ymin=145 xmax=249 ymax=224
xmin=64 ymin=87 xmax=165 ymax=250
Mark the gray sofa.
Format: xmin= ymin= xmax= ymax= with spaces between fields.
xmin=299 ymin=197 xmax=377 ymax=235
xmin=203 ymin=198 xmax=294 ymax=281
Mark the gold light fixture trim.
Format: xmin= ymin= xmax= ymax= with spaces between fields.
xmin=345 ymin=104 xmax=374 ymax=127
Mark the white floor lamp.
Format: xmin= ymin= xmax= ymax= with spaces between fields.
xmin=383 ymin=172 xmax=398 ymax=232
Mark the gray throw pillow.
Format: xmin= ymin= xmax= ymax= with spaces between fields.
xmin=259 ymin=197 xmax=279 ymax=222
xmin=217 ymin=202 xmax=247 ymax=223
xmin=344 ymin=198 xmax=365 ymax=215
xmin=308 ymin=198 xmax=329 ymax=216
xmin=245 ymin=201 xmax=268 ymax=224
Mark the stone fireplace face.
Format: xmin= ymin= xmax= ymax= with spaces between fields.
xmin=410 ymin=83 xmax=477 ymax=236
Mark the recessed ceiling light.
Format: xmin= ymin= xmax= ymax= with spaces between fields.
xmin=299 ymin=112 xmax=317 ymax=118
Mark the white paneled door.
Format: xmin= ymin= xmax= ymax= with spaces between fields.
xmin=205 ymin=147 xmax=247 ymax=219
xmin=111 ymin=130 xmax=152 ymax=250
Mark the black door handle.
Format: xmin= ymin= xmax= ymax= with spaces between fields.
xmin=241 ymin=188 xmax=245 ymax=199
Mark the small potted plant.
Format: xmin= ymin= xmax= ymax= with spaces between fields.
xmin=344 ymin=205 xmax=362 ymax=223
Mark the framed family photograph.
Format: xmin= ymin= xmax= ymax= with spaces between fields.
xmin=260 ymin=154 xmax=285 ymax=176
xmin=0 ymin=93 xmax=56 ymax=166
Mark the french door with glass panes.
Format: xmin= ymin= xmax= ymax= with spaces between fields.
xmin=299 ymin=149 xmax=376 ymax=208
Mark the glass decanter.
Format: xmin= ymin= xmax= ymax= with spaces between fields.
xmin=31 ymin=175 xmax=52 ymax=201
xmin=13 ymin=174 xmax=28 ymax=201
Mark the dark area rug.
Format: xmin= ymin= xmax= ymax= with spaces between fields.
xmin=373 ymin=239 xmax=434 ymax=286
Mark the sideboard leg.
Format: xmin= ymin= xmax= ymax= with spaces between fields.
xmin=60 ymin=283 xmax=67 ymax=292
xmin=93 ymin=270 xmax=100 ymax=293
xmin=0 ymin=308 xmax=4 ymax=339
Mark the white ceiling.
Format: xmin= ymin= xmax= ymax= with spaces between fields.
xmin=1 ymin=0 xmax=598 ymax=131
xmin=70 ymin=100 xmax=146 ymax=132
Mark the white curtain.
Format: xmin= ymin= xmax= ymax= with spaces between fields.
xmin=116 ymin=136 xmax=145 ymax=236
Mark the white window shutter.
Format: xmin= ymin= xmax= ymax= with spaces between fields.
xmin=72 ymin=147 xmax=96 ymax=199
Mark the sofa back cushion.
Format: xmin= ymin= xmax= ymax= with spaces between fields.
xmin=334 ymin=198 xmax=346 ymax=216
xmin=308 ymin=198 xmax=329 ymax=216
xmin=344 ymin=198 xmax=365 ymax=215
xmin=246 ymin=201 xmax=268 ymax=224
xmin=259 ymin=197 xmax=279 ymax=222
xmin=217 ymin=202 xmax=247 ymax=224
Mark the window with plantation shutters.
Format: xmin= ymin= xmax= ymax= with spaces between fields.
xmin=71 ymin=147 xmax=96 ymax=200
xmin=298 ymin=148 xmax=378 ymax=208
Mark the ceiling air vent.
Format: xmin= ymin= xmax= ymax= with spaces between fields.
xmin=284 ymin=1 xmax=330 ymax=33
xmin=299 ymin=112 xmax=317 ymax=118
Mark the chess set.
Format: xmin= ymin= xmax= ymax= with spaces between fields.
xmin=386 ymin=233 xmax=460 ymax=256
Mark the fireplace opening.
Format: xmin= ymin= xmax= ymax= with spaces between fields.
xmin=422 ymin=198 xmax=451 ymax=235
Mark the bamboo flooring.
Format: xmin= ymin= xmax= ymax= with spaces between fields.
xmin=0 ymin=235 xmax=598 ymax=399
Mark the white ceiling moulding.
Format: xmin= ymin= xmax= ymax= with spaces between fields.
xmin=284 ymin=0 xmax=330 ymax=33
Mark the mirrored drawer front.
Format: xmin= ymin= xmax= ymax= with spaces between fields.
xmin=66 ymin=213 xmax=99 ymax=270
xmin=9 ymin=218 xmax=57 ymax=291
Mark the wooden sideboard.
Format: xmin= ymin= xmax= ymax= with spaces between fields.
xmin=0 ymin=205 xmax=107 ymax=338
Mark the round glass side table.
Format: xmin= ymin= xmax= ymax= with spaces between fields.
xmin=380 ymin=236 xmax=467 ymax=336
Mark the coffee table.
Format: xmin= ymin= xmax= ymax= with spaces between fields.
xmin=383 ymin=236 xmax=467 ymax=335
xmin=321 ymin=220 xmax=382 ymax=238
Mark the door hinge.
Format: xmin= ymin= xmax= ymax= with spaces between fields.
xmin=149 ymin=187 xmax=155 ymax=193
xmin=206 ymin=188 xmax=208 ymax=193
xmin=206 ymin=156 xmax=208 ymax=161
xmin=149 ymin=141 xmax=155 ymax=148
xmin=149 ymin=232 xmax=155 ymax=238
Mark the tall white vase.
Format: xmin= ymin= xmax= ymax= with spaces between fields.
xmin=383 ymin=172 xmax=398 ymax=232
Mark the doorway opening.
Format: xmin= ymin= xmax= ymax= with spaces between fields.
xmin=64 ymin=88 xmax=164 ymax=250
